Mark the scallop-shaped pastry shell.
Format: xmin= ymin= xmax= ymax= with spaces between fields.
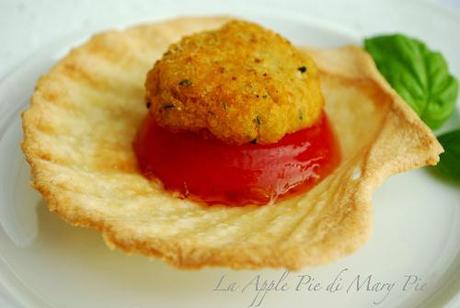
xmin=21 ymin=17 xmax=442 ymax=269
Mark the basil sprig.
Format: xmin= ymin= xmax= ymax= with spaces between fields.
xmin=364 ymin=34 xmax=458 ymax=129
xmin=364 ymin=34 xmax=459 ymax=182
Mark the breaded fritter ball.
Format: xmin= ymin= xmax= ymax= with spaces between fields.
xmin=145 ymin=20 xmax=324 ymax=144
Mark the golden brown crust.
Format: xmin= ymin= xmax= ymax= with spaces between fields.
xmin=145 ymin=19 xmax=323 ymax=144
xmin=21 ymin=16 xmax=442 ymax=270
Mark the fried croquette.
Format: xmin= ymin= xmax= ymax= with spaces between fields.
xmin=145 ymin=20 xmax=324 ymax=144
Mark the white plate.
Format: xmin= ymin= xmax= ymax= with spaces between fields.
xmin=0 ymin=2 xmax=460 ymax=308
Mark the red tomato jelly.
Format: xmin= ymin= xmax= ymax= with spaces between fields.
xmin=134 ymin=113 xmax=340 ymax=206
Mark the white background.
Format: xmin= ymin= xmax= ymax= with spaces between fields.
xmin=0 ymin=0 xmax=459 ymax=307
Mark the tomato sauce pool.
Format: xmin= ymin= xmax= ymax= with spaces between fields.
xmin=134 ymin=113 xmax=341 ymax=206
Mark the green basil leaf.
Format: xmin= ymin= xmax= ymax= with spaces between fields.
xmin=433 ymin=129 xmax=460 ymax=182
xmin=364 ymin=34 xmax=459 ymax=129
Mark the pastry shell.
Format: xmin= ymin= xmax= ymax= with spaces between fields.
xmin=21 ymin=17 xmax=442 ymax=270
